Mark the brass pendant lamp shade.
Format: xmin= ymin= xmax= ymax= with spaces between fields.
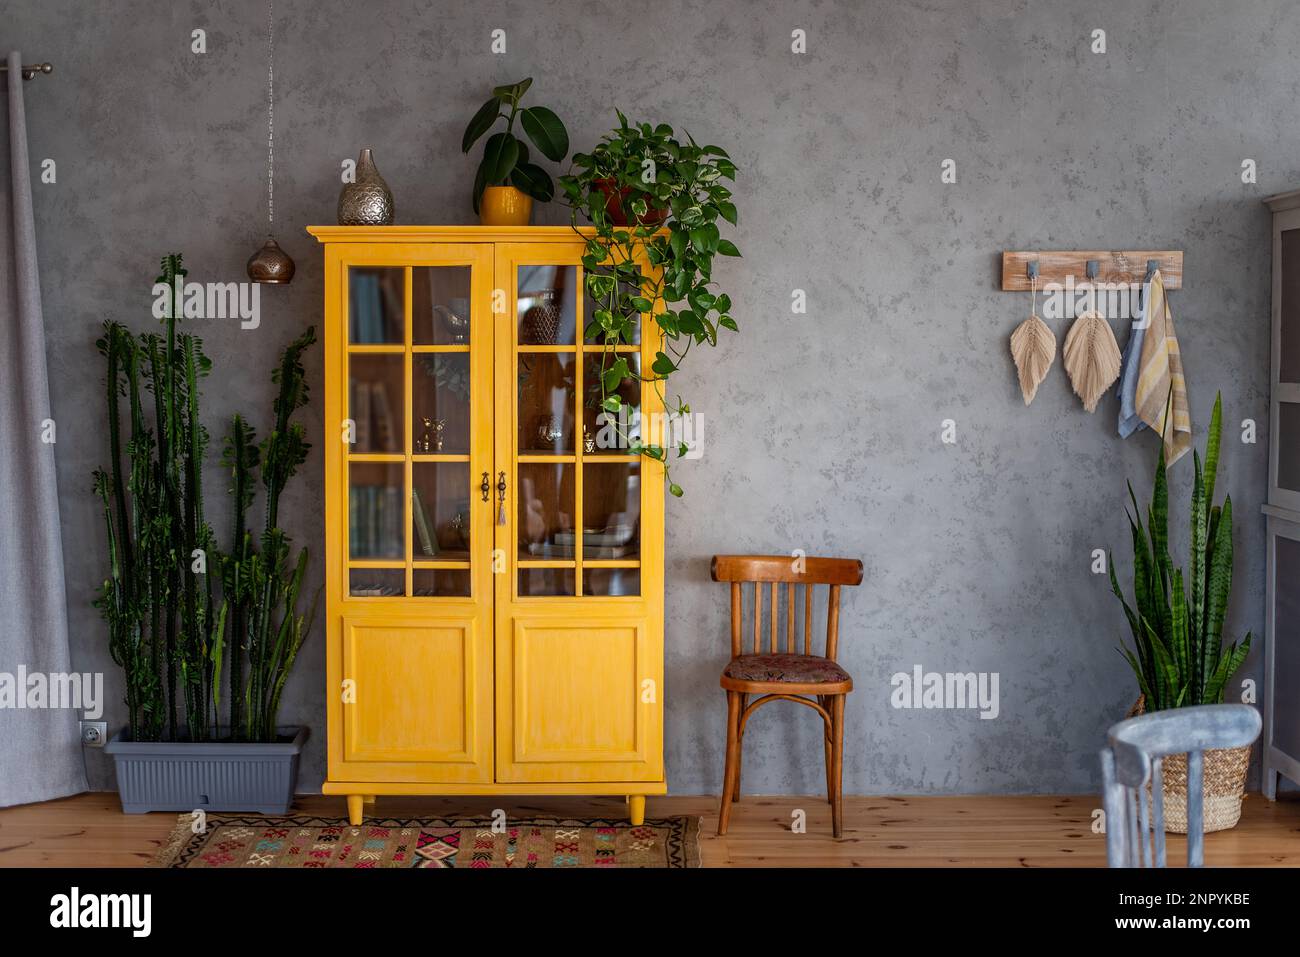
xmin=247 ymin=235 xmax=295 ymax=283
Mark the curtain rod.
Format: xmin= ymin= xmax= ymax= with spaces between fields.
xmin=1 ymin=62 xmax=53 ymax=81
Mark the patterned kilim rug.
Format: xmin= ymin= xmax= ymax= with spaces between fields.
xmin=156 ymin=813 xmax=701 ymax=868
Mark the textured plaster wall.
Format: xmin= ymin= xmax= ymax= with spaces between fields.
xmin=5 ymin=0 xmax=1294 ymax=795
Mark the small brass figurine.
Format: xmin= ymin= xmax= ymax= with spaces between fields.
xmin=583 ymin=424 xmax=596 ymax=454
xmin=417 ymin=416 xmax=446 ymax=453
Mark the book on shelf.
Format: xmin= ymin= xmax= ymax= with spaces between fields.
xmin=370 ymin=382 xmax=397 ymax=452
xmin=351 ymin=380 xmax=372 ymax=451
xmin=412 ymin=488 xmax=438 ymax=556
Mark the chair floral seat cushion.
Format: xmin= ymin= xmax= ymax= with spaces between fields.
xmin=723 ymin=654 xmax=850 ymax=684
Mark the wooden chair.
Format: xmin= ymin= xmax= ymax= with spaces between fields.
xmin=711 ymin=554 xmax=864 ymax=838
xmin=1100 ymin=703 xmax=1261 ymax=867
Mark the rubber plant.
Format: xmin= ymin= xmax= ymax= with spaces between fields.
xmin=559 ymin=112 xmax=740 ymax=495
xmin=1108 ymin=393 xmax=1252 ymax=710
xmin=462 ymin=77 xmax=569 ymax=214
xmin=94 ymin=253 xmax=318 ymax=743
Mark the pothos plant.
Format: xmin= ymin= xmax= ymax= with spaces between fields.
xmin=462 ymin=77 xmax=570 ymax=214
xmin=559 ymin=113 xmax=740 ymax=495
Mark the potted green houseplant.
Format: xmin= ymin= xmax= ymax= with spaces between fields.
xmin=1108 ymin=392 xmax=1254 ymax=832
xmin=559 ymin=113 xmax=740 ymax=495
xmin=96 ymin=254 xmax=318 ymax=814
xmin=462 ymin=77 xmax=569 ymax=226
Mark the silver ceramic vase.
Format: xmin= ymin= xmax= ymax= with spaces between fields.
xmin=337 ymin=148 xmax=395 ymax=225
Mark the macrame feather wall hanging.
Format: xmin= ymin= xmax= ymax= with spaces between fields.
xmin=1061 ymin=263 xmax=1121 ymax=412
xmin=1008 ymin=268 xmax=1055 ymax=405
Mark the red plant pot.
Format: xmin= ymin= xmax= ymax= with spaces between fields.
xmin=594 ymin=177 xmax=668 ymax=227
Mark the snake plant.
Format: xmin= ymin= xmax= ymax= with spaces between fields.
xmin=1108 ymin=392 xmax=1252 ymax=710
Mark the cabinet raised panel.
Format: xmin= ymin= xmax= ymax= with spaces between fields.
xmin=496 ymin=619 xmax=662 ymax=782
xmin=341 ymin=618 xmax=483 ymax=765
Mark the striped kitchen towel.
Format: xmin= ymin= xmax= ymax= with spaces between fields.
xmin=1131 ymin=269 xmax=1192 ymax=465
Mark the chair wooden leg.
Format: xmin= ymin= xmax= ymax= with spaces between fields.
xmin=819 ymin=695 xmax=832 ymax=803
xmin=830 ymin=695 xmax=846 ymax=838
xmin=733 ymin=693 xmax=747 ymax=801
xmin=718 ymin=691 xmax=742 ymax=835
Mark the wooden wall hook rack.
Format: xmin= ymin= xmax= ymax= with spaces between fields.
xmin=1000 ymin=250 xmax=1183 ymax=291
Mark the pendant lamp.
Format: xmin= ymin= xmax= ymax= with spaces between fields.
xmin=247 ymin=0 xmax=294 ymax=284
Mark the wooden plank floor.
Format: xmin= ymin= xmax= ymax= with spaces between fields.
xmin=2 ymin=791 xmax=1298 ymax=867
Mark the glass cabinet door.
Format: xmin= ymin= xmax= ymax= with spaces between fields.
xmin=344 ymin=254 xmax=489 ymax=599
xmin=505 ymin=254 xmax=646 ymax=599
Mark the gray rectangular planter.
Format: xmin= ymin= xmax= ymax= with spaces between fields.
xmin=105 ymin=727 xmax=308 ymax=814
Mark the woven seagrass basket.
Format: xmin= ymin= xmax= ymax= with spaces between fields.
xmin=1127 ymin=697 xmax=1251 ymax=833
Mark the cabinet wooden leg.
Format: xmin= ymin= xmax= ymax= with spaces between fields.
xmin=830 ymin=695 xmax=845 ymax=838
xmin=628 ymin=795 xmax=645 ymax=826
xmin=718 ymin=690 xmax=741 ymax=835
xmin=1264 ymin=767 xmax=1279 ymax=802
xmin=346 ymin=794 xmax=364 ymax=826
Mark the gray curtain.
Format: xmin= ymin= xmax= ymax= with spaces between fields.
xmin=0 ymin=51 xmax=87 ymax=805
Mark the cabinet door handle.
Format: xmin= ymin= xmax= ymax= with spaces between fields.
xmin=496 ymin=471 xmax=508 ymax=526
xmin=480 ymin=471 xmax=490 ymax=502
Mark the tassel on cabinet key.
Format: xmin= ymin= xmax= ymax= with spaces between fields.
xmin=496 ymin=471 xmax=507 ymax=526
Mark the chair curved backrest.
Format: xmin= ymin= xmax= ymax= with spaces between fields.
xmin=1099 ymin=703 xmax=1261 ymax=868
xmin=711 ymin=555 xmax=863 ymax=660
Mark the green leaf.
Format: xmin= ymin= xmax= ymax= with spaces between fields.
xmin=519 ymin=106 xmax=569 ymax=162
xmin=669 ymin=483 xmax=684 ymax=497
xmin=471 ymin=159 xmax=487 ymax=214
xmin=651 ymin=351 xmax=677 ymax=376
xmin=462 ymin=97 xmax=502 ymax=153
xmin=719 ymin=315 xmax=739 ymax=332
xmin=509 ymin=162 xmax=555 ymax=201
xmin=716 ymin=239 xmax=741 ymax=257
xmin=492 ymin=77 xmax=532 ymax=103
xmin=717 ymin=201 xmax=737 ymax=225
xmin=1204 ymin=391 xmax=1223 ymax=509
xmin=480 ymin=131 xmax=519 ymax=185
xmin=602 ymin=357 xmax=631 ymax=392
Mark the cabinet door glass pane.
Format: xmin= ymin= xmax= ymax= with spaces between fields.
xmin=517 ymin=463 xmax=575 ymax=558
xmin=583 ymin=462 xmax=640 ymax=560
xmin=413 ymin=353 xmax=470 ymax=454
xmin=1281 ymin=230 xmax=1300 ymax=383
xmin=350 ymin=568 xmax=404 ymax=598
xmin=349 ymin=462 xmax=404 ymax=560
xmin=1279 ymin=403 xmax=1300 ymax=493
xmin=348 ymin=267 xmax=404 ymax=344
xmin=583 ymin=353 xmax=641 ymax=454
xmin=519 ymin=567 xmax=576 ymax=597
xmin=412 ymin=462 xmax=472 ymax=563
xmin=412 ymin=266 xmax=471 ymax=345
xmin=349 ymin=354 xmax=404 ymax=454
xmin=583 ymin=568 xmax=640 ymax=597
xmin=1274 ymin=535 xmax=1300 ymax=757
xmin=518 ymin=265 xmax=577 ymax=345
xmin=518 ymin=354 xmax=576 ymax=454
xmin=583 ymin=278 xmax=641 ymax=345
xmin=413 ymin=568 xmax=472 ymax=597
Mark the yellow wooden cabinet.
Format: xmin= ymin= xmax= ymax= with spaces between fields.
xmin=307 ymin=227 xmax=665 ymax=825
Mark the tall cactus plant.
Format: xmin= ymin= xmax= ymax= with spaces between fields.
xmin=95 ymin=253 xmax=315 ymax=743
xmin=1108 ymin=393 xmax=1252 ymax=710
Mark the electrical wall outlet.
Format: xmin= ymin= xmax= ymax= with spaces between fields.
xmin=80 ymin=720 xmax=108 ymax=748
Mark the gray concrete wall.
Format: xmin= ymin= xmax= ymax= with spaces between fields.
xmin=5 ymin=0 xmax=1293 ymax=795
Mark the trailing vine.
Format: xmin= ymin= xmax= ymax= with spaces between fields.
xmin=560 ymin=113 xmax=739 ymax=496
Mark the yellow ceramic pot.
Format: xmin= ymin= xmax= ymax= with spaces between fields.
xmin=479 ymin=186 xmax=533 ymax=226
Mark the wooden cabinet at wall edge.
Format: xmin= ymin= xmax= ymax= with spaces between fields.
xmin=307 ymin=226 xmax=665 ymax=826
